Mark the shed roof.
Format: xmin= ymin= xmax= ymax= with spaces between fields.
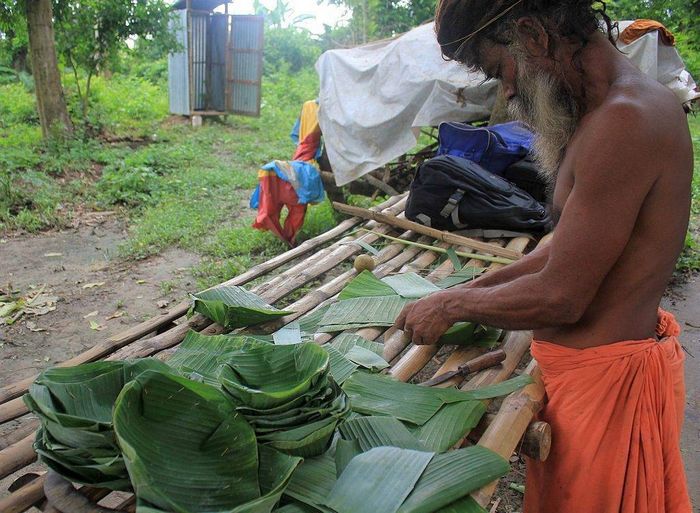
xmin=172 ymin=0 xmax=227 ymax=11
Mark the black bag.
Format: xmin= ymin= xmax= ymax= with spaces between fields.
xmin=502 ymin=156 xmax=549 ymax=203
xmin=406 ymin=155 xmax=552 ymax=233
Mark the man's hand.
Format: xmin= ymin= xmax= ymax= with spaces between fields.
xmin=394 ymin=290 xmax=458 ymax=345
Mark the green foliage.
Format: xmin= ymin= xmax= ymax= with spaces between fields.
xmin=265 ymin=27 xmax=322 ymax=74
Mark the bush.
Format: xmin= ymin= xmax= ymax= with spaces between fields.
xmin=0 ymin=82 xmax=38 ymax=126
xmin=264 ymin=27 xmax=322 ymax=74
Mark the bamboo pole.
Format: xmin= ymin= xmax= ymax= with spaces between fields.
xmin=333 ymin=201 xmax=524 ymax=260
xmin=0 ymin=195 xmax=407 ymax=407
xmin=470 ymin=414 xmax=551 ymax=462
xmin=0 ymin=474 xmax=45 ymax=513
xmin=388 ymin=239 xmax=515 ymax=381
xmin=471 ymin=360 xmax=545 ymax=507
xmin=0 ymin=397 xmax=30 ymax=425
xmin=0 ymin=419 xmax=38 ymax=449
xmin=0 ymin=435 xmax=35 ymax=480
xmin=363 ymin=230 xmax=515 ymax=265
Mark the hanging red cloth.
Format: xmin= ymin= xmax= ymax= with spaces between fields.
xmin=251 ymin=170 xmax=307 ymax=247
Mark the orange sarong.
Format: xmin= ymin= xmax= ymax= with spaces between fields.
xmin=524 ymin=310 xmax=691 ymax=513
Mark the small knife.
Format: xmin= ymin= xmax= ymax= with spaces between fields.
xmin=419 ymin=349 xmax=507 ymax=387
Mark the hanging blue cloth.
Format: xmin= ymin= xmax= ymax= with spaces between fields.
xmin=250 ymin=160 xmax=325 ymax=209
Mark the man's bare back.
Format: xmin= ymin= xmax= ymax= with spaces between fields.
xmin=395 ymin=33 xmax=693 ymax=349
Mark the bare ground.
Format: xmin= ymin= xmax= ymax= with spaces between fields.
xmin=0 ymin=222 xmax=698 ymax=511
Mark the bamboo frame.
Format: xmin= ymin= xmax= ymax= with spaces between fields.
xmin=0 ymin=193 xmax=548 ymax=513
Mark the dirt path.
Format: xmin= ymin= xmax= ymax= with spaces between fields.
xmin=0 ymin=218 xmax=200 ymax=386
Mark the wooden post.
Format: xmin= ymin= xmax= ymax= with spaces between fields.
xmin=471 ymin=360 xmax=546 ymax=507
xmin=0 ymin=474 xmax=46 ymax=513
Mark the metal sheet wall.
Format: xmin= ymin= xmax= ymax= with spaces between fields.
xmin=208 ymin=14 xmax=228 ymax=112
xmin=168 ymin=10 xmax=190 ymax=115
xmin=229 ymin=15 xmax=264 ymax=116
xmin=191 ymin=12 xmax=208 ymax=111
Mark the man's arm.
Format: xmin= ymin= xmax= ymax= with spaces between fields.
xmin=395 ymin=102 xmax=661 ymax=344
xmin=464 ymin=241 xmax=551 ymax=289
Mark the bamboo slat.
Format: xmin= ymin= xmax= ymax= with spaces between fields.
xmin=0 ymin=435 xmax=36 ymax=480
xmin=332 ymin=201 xmax=524 ymax=260
xmin=0 ymin=474 xmax=45 ymax=513
xmin=0 ymin=420 xmax=38 ymax=449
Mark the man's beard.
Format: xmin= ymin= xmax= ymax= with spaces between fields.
xmin=506 ymin=57 xmax=580 ymax=184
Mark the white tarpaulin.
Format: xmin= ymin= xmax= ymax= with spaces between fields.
xmin=317 ymin=21 xmax=699 ymax=186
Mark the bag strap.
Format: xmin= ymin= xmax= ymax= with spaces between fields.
xmin=440 ymin=189 xmax=465 ymax=219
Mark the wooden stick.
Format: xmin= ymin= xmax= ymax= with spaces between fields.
xmin=44 ymin=471 xmax=127 ymax=513
xmin=0 ymin=195 xmax=407 ymax=407
xmin=362 ymin=230 xmax=516 ymax=265
xmin=0 ymin=474 xmax=46 ymax=513
xmin=0 ymin=435 xmax=36 ymax=481
xmin=333 ymin=201 xmax=524 ymax=260
xmin=472 ymin=360 xmax=545 ymax=507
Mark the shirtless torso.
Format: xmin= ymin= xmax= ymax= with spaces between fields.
xmin=395 ymin=33 xmax=693 ymax=349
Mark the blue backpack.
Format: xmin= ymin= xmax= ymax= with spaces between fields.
xmin=437 ymin=121 xmax=534 ymax=175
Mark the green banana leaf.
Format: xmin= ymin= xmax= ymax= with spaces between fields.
xmin=343 ymin=372 xmax=531 ymax=425
xmin=284 ymin=452 xmax=337 ymax=513
xmin=190 ymin=284 xmax=293 ymax=329
xmin=338 ymin=270 xmax=396 ymax=300
xmin=317 ymin=296 xmax=410 ymax=332
xmin=326 ymin=347 xmax=359 ymax=385
xmin=113 ymin=369 xmax=264 ymax=512
xmin=219 ymin=342 xmax=330 ymax=409
xmin=408 ymin=401 xmax=486 ymax=452
xmin=436 ymin=267 xmax=486 ymax=289
xmin=329 ymin=334 xmax=384 ymax=357
xmin=136 ymin=446 xmax=301 ymax=513
xmin=297 ymin=305 xmax=331 ymax=333
xmin=381 ymin=273 xmax=441 ymax=299
xmin=397 ymin=446 xmax=509 ymax=513
xmin=272 ymin=322 xmax=303 ymax=345
xmin=325 ymin=447 xmax=434 ymax=513
xmin=344 ymin=345 xmax=389 ymax=371
xmin=273 ymin=504 xmax=318 ymax=513
xmin=168 ymin=331 xmax=251 ymax=385
xmin=338 ymin=416 xmax=426 ymax=452
xmin=434 ymin=496 xmax=488 ymax=513
xmin=24 ymin=359 xmax=170 ymax=490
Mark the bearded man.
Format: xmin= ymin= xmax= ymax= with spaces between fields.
xmin=394 ymin=1 xmax=693 ymax=512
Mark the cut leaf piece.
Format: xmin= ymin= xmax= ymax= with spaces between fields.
xmin=409 ymin=401 xmax=486 ymax=452
xmin=297 ymin=305 xmax=330 ymax=333
xmin=113 ymin=370 xmax=261 ymax=511
xmin=342 ymin=372 xmax=446 ymax=425
xmin=338 ymin=270 xmax=396 ymax=300
xmin=273 ymin=322 xmax=303 ymax=345
xmin=435 ymin=375 xmax=533 ymax=403
xmin=436 ymin=267 xmax=486 ymax=289
xmin=330 ymin=333 xmax=384 ymax=357
xmin=190 ymin=284 xmax=292 ymax=329
xmin=318 ymin=296 xmax=409 ymax=333
xmin=285 ymin=452 xmax=337 ymax=512
xmin=344 ymin=345 xmax=389 ymax=371
xmin=325 ymin=447 xmax=434 ymax=513
xmin=438 ymin=323 xmax=477 ymax=346
xmin=445 ymin=248 xmax=462 ymax=270
xmin=397 ymin=446 xmax=510 ymax=513
xmin=326 ymin=347 xmax=359 ymax=385
xmin=339 ymin=416 xmax=426 ymax=452
xmin=382 ymin=273 xmax=441 ymax=299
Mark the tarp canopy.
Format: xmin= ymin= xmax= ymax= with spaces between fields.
xmin=317 ymin=21 xmax=699 ymax=186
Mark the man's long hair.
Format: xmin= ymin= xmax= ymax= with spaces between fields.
xmin=435 ymin=0 xmax=616 ymax=70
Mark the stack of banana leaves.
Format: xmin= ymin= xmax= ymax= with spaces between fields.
xmin=24 ymin=273 xmax=530 ymax=513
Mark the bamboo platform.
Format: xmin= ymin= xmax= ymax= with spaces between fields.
xmin=0 ymin=193 xmax=549 ymax=513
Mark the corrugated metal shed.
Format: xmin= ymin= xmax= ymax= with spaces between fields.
xmin=168 ymin=4 xmax=263 ymax=117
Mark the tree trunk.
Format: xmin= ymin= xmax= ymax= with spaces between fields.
xmin=25 ymin=0 xmax=72 ymax=138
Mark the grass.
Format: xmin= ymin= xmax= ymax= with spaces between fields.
xmin=1 ymin=59 xmax=699 ymax=286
